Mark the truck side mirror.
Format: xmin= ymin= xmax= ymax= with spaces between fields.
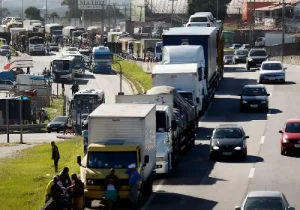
xmin=77 ymin=155 xmax=82 ymax=166
xmin=171 ymin=120 xmax=177 ymax=131
xmin=196 ymin=97 xmax=200 ymax=104
xmin=144 ymin=155 xmax=149 ymax=164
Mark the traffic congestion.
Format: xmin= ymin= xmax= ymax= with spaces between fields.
xmin=0 ymin=9 xmax=300 ymax=210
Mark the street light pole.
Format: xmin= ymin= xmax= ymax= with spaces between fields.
xmin=21 ymin=0 xmax=23 ymax=20
xmin=114 ymin=61 xmax=124 ymax=95
xmin=217 ymin=0 xmax=219 ymax=20
xmin=281 ymin=0 xmax=285 ymax=62
xmin=45 ymin=0 xmax=48 ymax=24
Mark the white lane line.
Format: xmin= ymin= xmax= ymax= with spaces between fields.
xmin=260 ymin=136 xmax=265 ymax=145
xmin=249 ymin=168 xmax=256 ymax=179
xmin=141 ymin=178 xmax=165 ymax=210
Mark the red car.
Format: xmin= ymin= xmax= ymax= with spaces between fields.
xmin=279 ymin=119 xmax=300 ymax=155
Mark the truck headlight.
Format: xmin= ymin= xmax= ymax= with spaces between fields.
xmin=242 ymin=100 xmax=248 ymax=104
xmin=156 ymin=157 xmax=167 ymax=162
xmin=213 ymin=146 xmax=219 ymax=150
xmin=87 ymin=179 xmax=94 ymax=185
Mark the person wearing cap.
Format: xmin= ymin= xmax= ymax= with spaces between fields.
xmin=104 ymin=168 xmax=119 ymax=209
xmin=125 ymin=163 xmax=141 ymax=206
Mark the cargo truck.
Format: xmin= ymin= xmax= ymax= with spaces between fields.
xmin=16 ymin=31 xmax=45 ymax=54
xmin=146 ymin=86 xmax=197 ymax=168
xmin=163 ymin=27 xmax=219 ymax=105
xmin=45 ymin=23 xmax=63 ymax=43
xmin=140 ymin=38 xmax=162 ymax=59
xmin=77 ymin=103 xmax=156 ymax=207
xmin=23 ymin=20 xmax=42 ymax=31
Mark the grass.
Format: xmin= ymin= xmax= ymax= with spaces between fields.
xmin=45 ymin=96 xmax=64 ymax=120
xmin=112 ymin=58 xmax=152 ymax=94
xmin=0 ymin=138 xmax=83 ymax=210
xmin=0 ymin=143 xmax=21 ymax=147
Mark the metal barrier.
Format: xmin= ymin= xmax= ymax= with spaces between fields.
xmin=0 ymin=123 xmax=47 ymax=132
xmin=266 ymin=42 xmax=300 ymax=57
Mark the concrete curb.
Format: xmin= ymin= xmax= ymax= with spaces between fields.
xmin=56 ymin=135 xmax=76 ymax=139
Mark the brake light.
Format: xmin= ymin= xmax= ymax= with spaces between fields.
xmin=207 ymin=23 xmax=210 ymax=27
xmin=152 ymin=74 xmax=156 ymax=78
xmin=187 ymin=24 xmax=191 ymax=27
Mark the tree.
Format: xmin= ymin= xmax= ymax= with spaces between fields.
xmin=49 ymin=12 xmax=60 ymax=23
xmin=188 ymin=0 xmax=232 ymax=21
xmin=61 ymin=0 xmax=81 ymax=19
xmin=24 ymin=6 xmax=42 ymax=20
xmin=0 ymin=8 xmax=11 ymax=18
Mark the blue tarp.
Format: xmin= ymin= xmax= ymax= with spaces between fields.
xmin=0 ymin=71 xmax=15 ymax=81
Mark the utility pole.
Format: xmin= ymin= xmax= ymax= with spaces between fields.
xmin=113 ymin=4 xmax=116 ymax=28
xmin=124 ymin=5 xmax=127 ymax=19
xmin=169 ymin=0 xmax=177 ymax=27
xmin=137 ymin=5 xmax=144 ymax=21
xmin=217 ymin=0 xmax=219 ymax=20
xmin=281 ymin=0 xmax=285 ymax=62
xmin=101 ymin=3 xmax=105 ymax=45
xmin=108 ymin=0 xmax=111 ymax=31
xmin=45 ymin=0 xmax=48 ymax=24
xmin=129 ymin=3 xmax=132 ymax=21
xmin=21 ymin=0 xmax=23 ymax=20
xmin=251 ymin=0 xmax=256 ymax=45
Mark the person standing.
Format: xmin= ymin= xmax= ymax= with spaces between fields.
xmin=104 ymin=168 xmax=119 ymax=209
xmin=60 ymin=167 xmax=72 ymax=188
xmin=64 ymin=116 xmax=74 ymax=135
xmin=51 ymin=141 xmax=60 ymax=173
xmin=69 ymin=173 xmax=84 ymax=210
xmin=26 ymin=67 xmax=30 ymax=74
xmin=125 ymin=163 xmax=141 ymax=207
xmin=82 ymin=124 xmax=88 ymax=155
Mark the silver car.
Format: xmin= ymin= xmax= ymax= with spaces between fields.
xmin=259 ymin=61 xmax=286 ymax=84
xmin=235 ymin=191 xmax=295 ymax=210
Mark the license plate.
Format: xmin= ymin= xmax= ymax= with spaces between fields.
xmin=268 ymin=77 xmax=275 ymax=80
xmin=294 ymin=144 xmax=300 ymax=148
xmin=223 ymin=152 xmax=232 ymax=155
xmin=250 ymin=104 xmax=258 ymax=108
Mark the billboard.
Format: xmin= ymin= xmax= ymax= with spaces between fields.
xmin=78 ymin=0 xmax=107 ymax=10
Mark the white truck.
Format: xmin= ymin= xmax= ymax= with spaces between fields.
xmin=255 ymin=32 xmax=296 ymax=47
xmin=23 ymin=20 xmax=42 ymax=31
xmin=10 ymin=28 xmax=26 ymax=42
xmin=152 ymin=63 xmax=202 ymax=119
xmin=116 ymin=94 xmax=176 ymax=175
xmin=76 ymin=103 xmax=156 ymax=207
xmin=157 ymin=45 xmax=206 ymax=117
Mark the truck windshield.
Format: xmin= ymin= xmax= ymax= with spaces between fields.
xmin=53 ymin=30 xmax=62 ymax=35
xmin=52 ymin=61 xmax=70 ymax=71
xmin=94 ymin=54 xmax=111 ymax=60
xmin=73 ymin=32 xmax=82 ymax=37
xmin=30 ymin=38 xmax=44 ymax=44
xmin=87 ymin=151 xmax=137 ymax=169
xmin=156 ymin=111 xmax=167 ymax=132
xmin=155 ymin=46 xmax=162 ymax=53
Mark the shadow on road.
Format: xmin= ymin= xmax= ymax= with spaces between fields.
xmin=269 ymin=108 xmax=282 ymax=115
xmin=217 ymin=77 xmax=258 ymax=96
xmin=196 ymin=127 xmax=215 ymax=140
xmin=146 ymin=191 xmax=218 ymax=210
xmin=218 ymin=155 xmax=264 ymax=163
xmin=75 ymin=78 xmax=89 ymax=85
xmin=263 ymin=81 xmax=296 ymax=85
xmin=224 ymin=66 xmax=248 ymax=73
xmin=83 ymin=74 xmax=96 ymax=79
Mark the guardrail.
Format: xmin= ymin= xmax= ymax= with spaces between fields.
xmin=0 ymin=124 xmax=47 ymax=132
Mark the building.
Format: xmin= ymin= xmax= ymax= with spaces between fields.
xmin=242 ymin=0 xmax=280 ymax=23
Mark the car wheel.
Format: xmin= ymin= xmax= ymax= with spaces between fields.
xmin=258 ymin=80 xmax=262 ymax=84
xmin=282 ymin=80 xmax=285 ymax=84
xmin=47 ymin=129 xmax=51 ymax=133
xmin=281 ymin=148 xmax=285 ymax=155
xmin=56 ymin=130 xmax=60 ymax=133
xmin=264 ymin=107 xmax=269 ymax=113
xmin=241 ymin=148 xmax=247 ymax=160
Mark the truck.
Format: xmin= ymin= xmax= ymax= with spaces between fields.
xmin=145 ymin=86 xmax=197 ymax=168
xmin=23 ymin=20 xmax=42 ymax=31
xmin=10 ymin=28 xmax=25 ymax=45
xmin=162 ymin=27 xmax=219 ymax=107
xmin=15 ymin=31 xmax=45 ymax=55
xmin=63 ymin=26 xmax=84 ymax=45
xmin=6 ymin=21 xmax=23 ymax=32
xmin=77 ymin=103 xmax=156 ymax=207
xmin=140 ymin=38 xmax=162 ymax=59
xmin=155 ymin=41 xmax=163 ymax=61
xmin=91 ymin=46 xmax=112 ymax=73
xmin=255 ymin=32 xmax=296 ymax=47
xmin=45 ymin=23 xmax=63 ymax=43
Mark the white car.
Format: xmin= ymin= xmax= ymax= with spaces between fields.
xmin=66 ymin=47 xmax=78 ymax=53
xmin=258 ymin=61 xmax=286 ymax=84
xmin=186 ymin=12 xmax=216 ymax=27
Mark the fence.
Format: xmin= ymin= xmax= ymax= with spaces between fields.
xmin=266 ymin=42 xmax=300 ymax=57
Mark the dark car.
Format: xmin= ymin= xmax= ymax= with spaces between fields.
xmin=239 ymin=85 xmax=269 ymax=112
xmin=207 ymin=124 xmax=249 ymax=161
xmin=47 ymin=116 xmax=68 ymax=133
xmin=224 ymin=55 xmax=233 ymax=64
xmin=235 ymin=191 xmax=294 ymax=210
xmin=233 ymin=49 xmax=248 ymax=64
xmin=246 ymin=48 xmax=269 ymax=70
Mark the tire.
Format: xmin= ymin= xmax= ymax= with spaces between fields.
xmin=258 ymin=80 xmax=262 ymax=84
xmin=281 ymin=149 xmax=285 ymax=155
xmin=241 ymin=148 xmax=247 ymax=160
xmin=282 ymin=80 xmax=285 ymax=84
xmin=246 ymin=65 xmax=250 ymax=70
xmin=47 ymin=130 xmax=51 ymax=133
xmin=84 ymin=198 xmax=92 ymax=208
xmin=56 ymin=130 xmax=60 ymax=133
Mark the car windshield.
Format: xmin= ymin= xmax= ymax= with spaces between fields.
xmin=285 ymin=122 xmax=300 ymax=133
xmin=225 ymin=55 xmax=233 ymax=59
xmin=190 ymin=16 xmax=208 ymax=22
xmin=236 ymin=50 xmax=248 ymax=55
xmin=68 ymin=47 xmax=77 ymax=51
xmin=261 ymin=63 xmax=282 ymax=70
xmin=213 ymin=128 xmax=243 ymax=139
xmin=1 ymin=45 xmax=9 ymax=49
xmin=250 ymin=50 xmax=267 ymax=56
xmin=87 ymin=151 xmax=137 ymax=169
xmin=244 ymin=197 xmax=285 ymax=210
xmin=234 ymin=44 xmax=241 ymax=48
xmin=242 ymin=87 xmax=267 ymax=96
xmin=52 ymin=116 xmax=67 ymax=122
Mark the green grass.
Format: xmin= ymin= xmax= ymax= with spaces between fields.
xmin=113 ymin=58 xmax=152 ymax=93
xmin=45 ymin=96 xmax=64 ymax=120
xmin=0 ymin=138 xmax=83 ymax=210
xmin=0 ymin=143 xmax=21 ymax=147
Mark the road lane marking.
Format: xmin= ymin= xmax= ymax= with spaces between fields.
xmin=269 ymin=92 xmax=272 ymax=97
xmin=249 ymin=168 xmax=256 ymax=179
xmin=141 ymin=178 xmax=165 ymax=210
xmin=260 ymin=136 xmax=265 ymax=144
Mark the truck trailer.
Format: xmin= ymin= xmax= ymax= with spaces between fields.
xmin=77 ymin=103 xmax=156 ymax=207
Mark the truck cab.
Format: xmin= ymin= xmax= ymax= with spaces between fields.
xmin=50 ymin=56 xmax=75 ymax=82
xmin=28 ymin=36 xmax=45 ymax=55
xmin=91 ymin=46 xmax=112 ymax=73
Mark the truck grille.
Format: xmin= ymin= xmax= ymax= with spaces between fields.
xmin=88 ymin=178 xmax=129 ymax=186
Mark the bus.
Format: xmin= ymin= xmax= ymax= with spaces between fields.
xmin=50 ymin=56 xmax=76 ymax=82
xmin=69 ymin=89 xmax=105 ymax=132
xmin=62 ymin=51 xmax=85 ymax=77
xmin=91 ymin=46 xmax=112 ymax=73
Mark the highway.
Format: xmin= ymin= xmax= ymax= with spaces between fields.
xmin=139 ymin=63 xmax=300 ymax=210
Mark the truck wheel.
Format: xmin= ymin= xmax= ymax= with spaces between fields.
xmin=84 ymin=198 xmax=92 ymax=208
xmin=143 ymin=174 xmax=153 ymax=196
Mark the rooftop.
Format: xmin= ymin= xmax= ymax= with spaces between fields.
xmin=248 ymin=191 xmax=283 ymax=198
xmin=244 ymin=84 xmax=266 ymax=88
xmin=163 ymin=27 xmax=216 ymax=36
xmin=153 ymin=63 xmax=198 ymax=74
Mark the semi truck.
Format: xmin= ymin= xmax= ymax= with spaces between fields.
xmin=77 ymin=103 xmax=156 ymax=207
xmin=15 ymin=31 xmax=45 ymax=55
xmin=162 ymin=27 xmax=220 ymax=107
xmin=63 ymin=26 xmax=84 ymax=45
xmin=45 ymin=23 xmax=63 ymax=43
xmin=23 ymin=20 xmax=42 ymax=31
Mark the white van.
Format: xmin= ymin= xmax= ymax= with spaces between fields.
xmin=186 ymin=12 xmax=216 ymax=27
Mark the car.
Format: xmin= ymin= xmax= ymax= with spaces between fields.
xmin=259 ymin=61 xmax=286 ymax=84
xmin=47 ymin=116 xmax=68 ymax=133
xmin=186 ymin=12 xmax=216 ymax=27
xmin=239 ymin=85 xmax=269 ymax=112
xmin=239 ymin=44 xmax=251 ymax=50
xmin=279 ymin=119 xmax=300 ymax=156
xmin=50 ymin=43 xmax=59 ymax=52
xmin=0 ymin=45 xmax=10 ymax=56
xmin=207 ymin=124 xmax=249 ymax=161
xmin=0 ymin=80 xmax=15 ymax=90
xmin=246 ymin=48 xmax=269 ymax=70
xmin=223 ymin=55 xmax=233 ymax=64
xmin=66 ymin=47 xmax=78 ymax=53
xmin=235 ymin=191 xmax=295 ymax=210
xmin=229 ymin=44 xmax=242 ymax=50
xmin=233 ymin=49 xmax=248 ymax=64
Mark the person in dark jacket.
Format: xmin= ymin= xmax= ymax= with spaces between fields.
xmin=69 ymin=173 xmax=84 ymax=210
xmin=60 ymin=167 xmax=71 ymax=188
xmin=51 ymin=141 xmax=60 ymax=173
